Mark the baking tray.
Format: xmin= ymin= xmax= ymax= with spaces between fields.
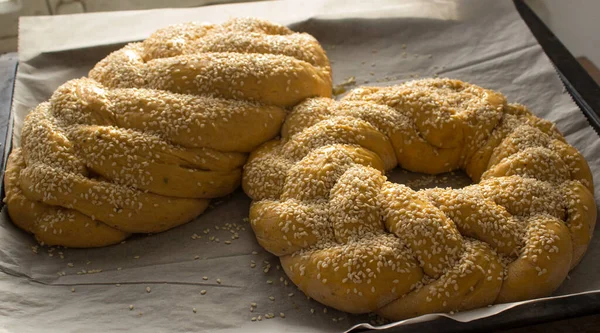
xmin=0 ymin=52 xmax=17 ymax=200
xmin=1 ymin=1 xmax=599 ymax=332
xmin=513 ymin=0 xmax=600 ymax=137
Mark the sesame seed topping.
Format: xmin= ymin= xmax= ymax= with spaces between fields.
xmin=242 ymin=78 xmax=595 ymax=321
xmin=7 ymin=17 xmax=331 ymax=249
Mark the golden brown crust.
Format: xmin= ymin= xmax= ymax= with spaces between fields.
xmin=496 ymin=214 xmax=572 ymax=303
xmin=4 ymin=150 xmax=128 ymax=248
xmin=242 ymin=78 xmax=597 ymax=320
xmin=282 ymin=233 xmax=423 ymax=314
xmin=563 ymin=181 xmax=597 ymax=268
xmin=89 ymin=18 xmax=332 ymax=108
xmin=377 ymin=240 xmax=503 ymax=320
xmin=51 ymin=78 xmax=287 ymax=153
xmin=18 ymin=162 xmax=209 ymax=234
xmin=90 ymin=49 xmax=331 ymax=108
xmin=6 ymin=18 xmax=332 ymax=247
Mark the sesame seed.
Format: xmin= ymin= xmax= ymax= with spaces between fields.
xmin=241 ymin=77 xmax=592 ymax=321
xmin=7 ymin=22 xmax=591 ymax=322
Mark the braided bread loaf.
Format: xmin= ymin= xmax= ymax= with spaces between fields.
xmin=4 ymin=18 xmax=332 ymax=248
xmin=243 ymin=78 xmax=596 ymax=320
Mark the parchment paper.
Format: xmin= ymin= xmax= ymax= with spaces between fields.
xmin=2 ymin=0 xmax=600 ymax=332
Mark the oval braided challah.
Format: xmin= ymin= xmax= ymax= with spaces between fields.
xmin=242 ymin=78 xmax=596 ymax=320
xmin=4 ymin=18 xmax=332 ymax=248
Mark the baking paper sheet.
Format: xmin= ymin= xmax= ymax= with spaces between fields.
xmin=2 ymin=0 xmax=600 ymax=332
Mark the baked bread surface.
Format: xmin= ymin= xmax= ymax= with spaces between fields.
xmin=4 ymin=18 xmax=332 ymax=247
xmin=243 ymin=78 xmax=596 ymax=319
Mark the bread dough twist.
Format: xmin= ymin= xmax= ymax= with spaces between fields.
xmin=243 ymin=78 xmax=596 ymax=319
xmin=4 ymin=18 xmax=332 ymax=247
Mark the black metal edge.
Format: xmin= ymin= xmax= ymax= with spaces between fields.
xmin=358 ymin=291 xmax=600 ymax=333
xmin=0 ymin=53 xmax=18 ymax=205
xmin=514 ymin=0 xmax=600 ymax=136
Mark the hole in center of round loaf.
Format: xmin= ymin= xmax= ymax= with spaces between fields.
xmin=386 ymin=168 xmax=472 ymax=191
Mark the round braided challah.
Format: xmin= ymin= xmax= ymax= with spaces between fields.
xmin=4 ymin=18 xmax=332 ymax=248
xmin=243 ymin=78 xmax=596 ymax=319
